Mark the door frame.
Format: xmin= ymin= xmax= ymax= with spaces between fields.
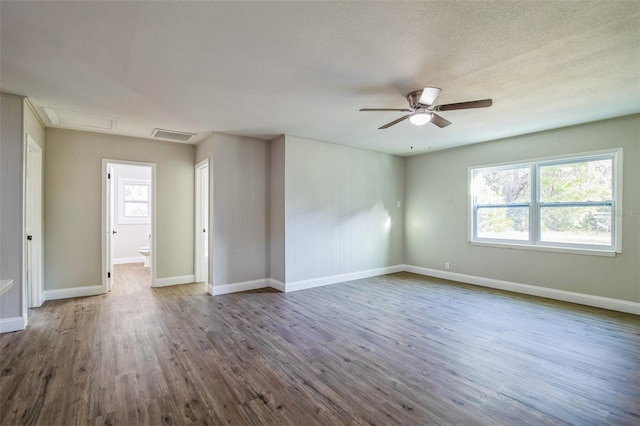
xmin=25 ymin=134 xmax=44 ymax=308
xmin=102 ymin=159 xmax=156 ymax=292
xmin=194 ymin=159 xmax=209 ymax=284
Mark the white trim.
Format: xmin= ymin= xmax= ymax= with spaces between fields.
xmin=153 ymin=275 xmax=195 ymax=288
xmin=25 ymin=134 xmax=44 ymax=308
xmin=209 ymin=278 xmax=270 ymax=296
xmin=469 ymin=241 xmax=616 ymax=257
xmin=269 ymin=279 xmax=286 ymax=292
xmin=117 ymin=177 xmax=151 ymax=225
xmin=405 ymin=265 xmax=640 ymax=315
xmin=113 ymin=256 xmax=145 ymax=265
xmin=103 ymin=159 xmax=157 ymax=294
xmin=469 ymin=147 xmax=624 ymax=171
xmin=285 ymin=265 xmax=405 ymax=293
xmin=468 ymin=148 xmax=623 ymax=255
xmin=25 ymin=98 xmax=46 ymax=128
xmin=44 ymin=285 xmax=104 ymax=301
xmin=194 ymin=159 xmax=209 ymax=284
xmin=0 ymin=316 xmax=26 ymax=333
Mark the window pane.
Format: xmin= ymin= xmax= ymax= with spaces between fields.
xmin=124 ymin=184 xmax=149 ymax=201
xmin=540 ymin=206 xmax=611 ymax=246
xmin=477 ymin=207 xmax=529 ymax=240
xmin=124 ymin=202 xmax=148 ymax=217
xmin=473 ymin=167 xmax=530 ymax=204
xmin=540 ymin=159 xmax=612 ymax=203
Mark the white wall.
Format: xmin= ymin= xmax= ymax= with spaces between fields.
xmin=112 ymin=163 xmax=151 ymax=262
xmin=44 ymin=129 xmax=195 ymax=290
xmin=284 ymin=135 xmax=405 ymax=284
xmin=405 ymin=115 xmax=640 ymax=303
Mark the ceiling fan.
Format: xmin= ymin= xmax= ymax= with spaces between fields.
xmin=360 ymin=87 xmax=492 ymax=129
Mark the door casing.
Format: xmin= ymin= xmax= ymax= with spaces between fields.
xmin=102 ymin=159 xmax=156 ymax=291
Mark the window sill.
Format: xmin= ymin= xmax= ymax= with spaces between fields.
xmin=469 ymin=241 xmax=617 ymax=257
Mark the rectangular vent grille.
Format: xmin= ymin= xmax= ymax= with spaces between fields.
xmin=151 ymin=128 xmax=196 ymax=142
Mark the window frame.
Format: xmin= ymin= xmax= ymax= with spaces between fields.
xmin=117 ymin=177 xmax=151 ymax=225
xmin=469 ymin=148 xmax=622 ymax=256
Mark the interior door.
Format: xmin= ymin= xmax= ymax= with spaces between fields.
xmin=201 ymin=165 xmax=209 ymax=283
xmin=106 ymin=164 xmax=115 ymax=291
xmin=195 ymin=162 xmax=209 ymax=283
xmin=26 ymin=135 xmax=43 ymax=308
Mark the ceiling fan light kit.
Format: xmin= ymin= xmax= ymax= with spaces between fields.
xmin=360 ymin=86 xmax=492 ymax=130
xmin=409 ymin=112 xmax=432 ymax=126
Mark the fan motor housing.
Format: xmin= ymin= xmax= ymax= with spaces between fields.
xmin=407 ymin=90 xmax=424 ymax=109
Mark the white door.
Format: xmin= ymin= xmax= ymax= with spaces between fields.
xmin=26 ymin=135 xmax=43 ymax=308
xmin=195 ymin=161 xmax=209 ymax=283
xmin=106 ymin=164 xmax=115 ymax=291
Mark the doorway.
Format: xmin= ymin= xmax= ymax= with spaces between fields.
xmin=102 ymin=160 xmax=156 ymax=292
xmin=195 ymin=160 xmax=209 ymax=284
xmin=25 ymin=134 xmax=43 ymax=309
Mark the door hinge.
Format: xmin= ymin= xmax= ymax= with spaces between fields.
xmin=108 ymin=272 xmax=111 ymax=278
xmin=107 ymin=173 xmax=111 ymax=179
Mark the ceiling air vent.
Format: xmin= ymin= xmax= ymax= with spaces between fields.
xmin=151 ymin=128 xmax=196 ymax=142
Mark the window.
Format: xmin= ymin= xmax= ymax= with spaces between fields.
xmin=470 ymin=149 xmax=621 ymax=255
xmin=118 ymin=178 xmax=151 ymax=224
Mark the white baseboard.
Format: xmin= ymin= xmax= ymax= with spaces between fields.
xmin=0 ymin=316 xmax=26 ymax=333
xmin=153 ymin=275 xmax=195 ymax=288
xmin=114 ymin=256 xmax=145 ymax=265
xmin=269 ymin=279 xmax=285 ymax=292
xmin=209 ymin=278 xmax=270 ymax=296
xmin=44 ymin=285 xmax=104 ymax=301
xmin=285 ymin=264 xmax=405 ymax=293
xmin=405 ymin=265 xmax=640 ymax=315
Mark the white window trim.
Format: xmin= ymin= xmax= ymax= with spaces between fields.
xmin=468 ymin=148 xmax=623 ymax=256
xmin=118 ymin=177 xmax=151 ymax=225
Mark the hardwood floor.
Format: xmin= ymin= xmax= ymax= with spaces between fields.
xmin=1 ymin=265 xmax=638 ymax=425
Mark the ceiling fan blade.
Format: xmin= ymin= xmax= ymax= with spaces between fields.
xmin=418 ymin=87 xmax=441 ymax=106
xmin=435 ymin=99 xmax=492 ymax=111
xmin=360 ymin=108 xmax=412 ymax=112
xmin=431 ymin=113 xmax=451 ymax=128
xmin=379 ymin=115 xmax=410 ymax=129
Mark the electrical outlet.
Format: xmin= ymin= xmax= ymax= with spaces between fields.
xmin=445 ymin=262 xmax=450 ymax=271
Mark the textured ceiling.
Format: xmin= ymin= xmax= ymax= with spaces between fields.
xmin=1 ymin=1 xmax=638 ymax=155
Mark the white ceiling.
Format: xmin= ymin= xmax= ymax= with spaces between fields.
xmin=1 ymin=1 xmax=638 ymax=156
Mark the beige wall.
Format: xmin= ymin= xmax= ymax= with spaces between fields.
xmin=405 ymin=115 xmax=640 ymax=303
xmin=44 ymin=129 xmax=195 ymax=290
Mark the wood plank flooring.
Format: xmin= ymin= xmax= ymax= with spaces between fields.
xmin=1 ymin=264 xmax=638 ymax=425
